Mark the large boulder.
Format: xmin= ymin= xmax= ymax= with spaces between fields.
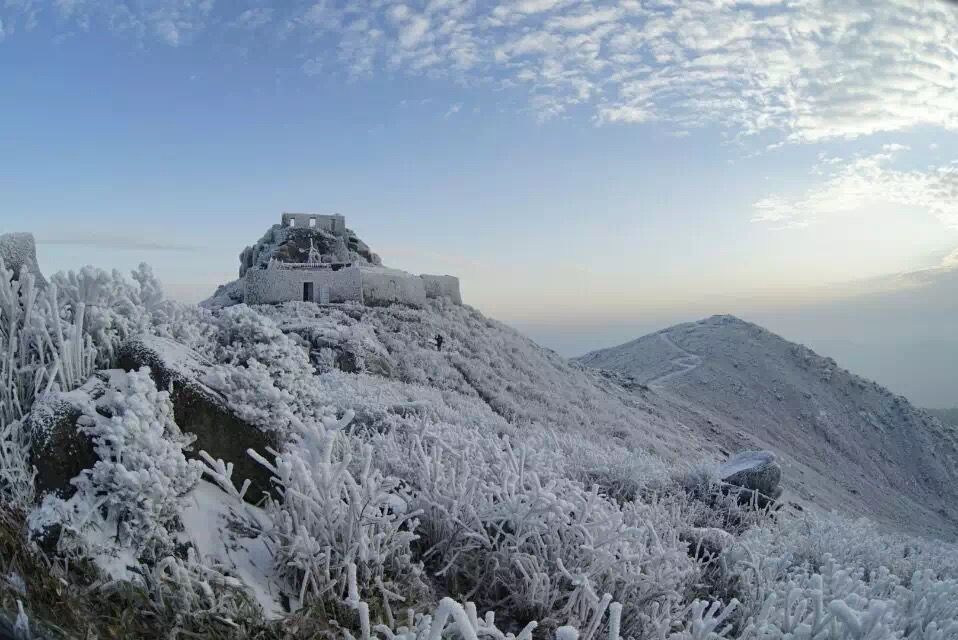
xmin=718 ymin=450 xmax=782 ymax=502
xmin=116 ymin=335 xmax=279 ymax=502
xmin=0 ymin=232 xmax=47 ymax=286
xmin=26 ymin=376 xmax=106 ymax=499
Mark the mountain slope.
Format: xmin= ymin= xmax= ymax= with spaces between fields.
xmin=578 ymin=314 xmax=958 ymax=539
xmin=251 ymin=300 xmax=714 ymax=467
xmin=928 ymin=407 xmax=958 ymax=428
xmin=6 ymin=255 xmax=958 ymax=637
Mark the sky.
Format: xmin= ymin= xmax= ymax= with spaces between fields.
xmin=1 ymin=0 xmax=957 ymax=406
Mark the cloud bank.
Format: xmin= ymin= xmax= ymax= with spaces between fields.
xmin=3 ymin=0 xmax=956 ymax=144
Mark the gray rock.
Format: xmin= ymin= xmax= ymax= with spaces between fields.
xmin=718 ymin=450 xmax=782 ymax=500
xmin=0 ymin=232 xmax=47 ymax=286
xmin=116 ymin=335 xmax=279 ymax=502
xmin=26 ymin=377 xmax=106 ymax=500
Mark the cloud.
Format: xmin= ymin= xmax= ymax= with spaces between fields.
xmin=942 ymin=247 xmax=958 ymax=270
xmin=231 ymin=8 xmax=274 ymax=31
xmin=8 ymin=0 xmax=216 ymax=47
xmin=37 ymin=233 xmax=199 ymax=252
xmin=4 ymin=0 xmax=957 ymax=143
xmin=443 ymin=102 xmax=462 ymax=118
xmin=752 ymin=146 xmax=958 ymax=230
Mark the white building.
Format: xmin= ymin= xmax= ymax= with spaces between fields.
xmin=243 ymin=214 xmax=462 ymax=308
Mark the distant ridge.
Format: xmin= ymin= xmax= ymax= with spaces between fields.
xmin=578 ymin=314 xmax=958 ymax=539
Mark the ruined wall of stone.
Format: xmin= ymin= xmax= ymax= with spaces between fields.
xmin=244 ymin=267 xmax=363 ymax=305
xmin=358 ymin=267 xmax=427 ymax=308
xmin=281 ymin=213 xmax=345 ymax=235
xmin=242 ymin=255 xmax=461 ymax=309
xmin=420 ymin=274 xmax=462 ymax=305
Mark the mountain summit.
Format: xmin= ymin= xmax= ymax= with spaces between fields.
xmin=205 ymin=212 xmax=461 ymax=309
xmin=578 ymin=314 xmax=958 ymax=538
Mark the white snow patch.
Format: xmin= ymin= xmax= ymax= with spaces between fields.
xmin=180 ymin=480 xmax=283 ymax=618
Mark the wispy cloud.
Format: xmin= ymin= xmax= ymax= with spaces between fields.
xmin=3 ymin=0 xmax=955 ymax=144
xmin=753 ymin=146 xmax=958 ymax=230
xmin=230 ymin=7 xmax=273 ymax=31
xmin=443 ymin=102 xmax=462 ymax=119
xmin=37 ymin=232 xmax=199 ymax=251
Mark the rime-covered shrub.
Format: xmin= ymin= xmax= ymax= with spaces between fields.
xmin=710 ymin=514 xmax=958 ymax=640
xmin=372 ymin=428 xmax=698 ymax=637
xmin=29 ymin=368 xmax=202 ymax=565
xmin=50 ymin=263 xmax=169 ymax=367
xmin=0 ymin=262 xmax=178 ymax=509
xmin=0 ymin=262 xmax=93 ymax=508
xmin=248 ymin=410 xmax=428 ymax=620
xmin=201 ymin=305 xmax=346 ymax=437
xmin=352 ymin=594 xmax=630 ymax=640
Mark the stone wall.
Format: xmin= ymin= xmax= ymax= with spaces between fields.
xmin=358 ymin=267 xmax=427 ymax=308
xmin=281 ymin=213 xmax=346 ymax=235
xmin=421 ymin=274 xmax=462 ymax=304
xmin=244 ymin=266 xmax=363 ymax=305
xmin=244 ymin=264 xmax=462 ymax=309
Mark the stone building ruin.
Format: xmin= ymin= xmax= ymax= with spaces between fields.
xmin=281 ymin=213 xmax=346 ymax=235
xmin=240 ymin=213 xmax=462 ymax=308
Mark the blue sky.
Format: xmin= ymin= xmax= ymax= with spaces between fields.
xmin=2 ymin=0 xmax=957 ymax=404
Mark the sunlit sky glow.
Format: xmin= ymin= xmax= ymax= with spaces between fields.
xmin=2 ymin=0 xmax=957 ymax=404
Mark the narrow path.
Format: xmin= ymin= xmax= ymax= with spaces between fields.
xmin=647 ymin=332 xmax=703 ymax=388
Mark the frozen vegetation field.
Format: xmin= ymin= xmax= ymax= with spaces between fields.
xmin=1 ymin=229 xmax=958 ymax=639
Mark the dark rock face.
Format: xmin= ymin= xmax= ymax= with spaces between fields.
xmin=26 ymin=385 xmax=102 ymax=500
xmin=116 ymin=335 xmax=278 ymax=502
xmin=0 ymin=232 xmax=47 ymax=286
xmin=718 ymin=450 xmax=783 ymax=502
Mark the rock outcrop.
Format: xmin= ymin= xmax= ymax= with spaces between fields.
xmin=116 ymin=335 xmax=278 ymax=502
xmin=26 ymin=334 xmax=284 ymax=505
xmin=0 ymin=232 xmax=47 ymax=286
xmin=26 ymin=377 xmax=105 ymax=499
xmin=718 ymin=450 xmax=782 ymax=500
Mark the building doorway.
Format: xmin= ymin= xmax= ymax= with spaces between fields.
xmin=303 ymin=282 xmax=314 ymax=302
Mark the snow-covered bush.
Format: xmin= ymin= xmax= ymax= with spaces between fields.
xmin=0 ymin=261 xmax=173 ymax=507
xmin=50 ymin=264 xmax=167 ymax=367
xmin=0 ymin=418 xmax=34 ymax=511
xmin=29 ymin=368 xmax=202 ymax=565
xmin=248 ymin=409 xmax=428 ymax=621
xmin=354 ymin=594 xmax=628 ymax=640
xmin=373 ymin=428 xmax=698 ymax=638
xmin=201 ymin=305 xmax=347 ymax=437
xmin=711 ymin=514 xmax=958 ymax=640
xmin=138 ymin=548 xmax=261 ymax=627
xmin=0 ymin=262 xmax=93 ymax=508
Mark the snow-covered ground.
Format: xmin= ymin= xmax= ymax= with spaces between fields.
xmin=3 ymin=239 xmax=958 ymax=638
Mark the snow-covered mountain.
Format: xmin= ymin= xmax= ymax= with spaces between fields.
xmin=577 ymin=315 xmax=958 ymax=539
xmin=929 ymin=407 xmax=958 ymax=428
xmin=4 ymin=227 xmax=958 ymax=639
